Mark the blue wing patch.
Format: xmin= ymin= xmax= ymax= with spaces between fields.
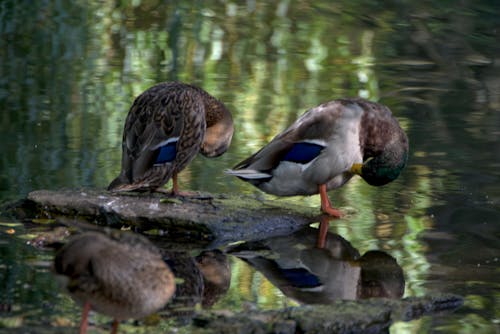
xmin=280 ymin=268 xmax=322 ymax=288
xmin=283 ymin=142 xmax=324 ymax=164
xmin=154 ymin=141 xmax=177 ymax=164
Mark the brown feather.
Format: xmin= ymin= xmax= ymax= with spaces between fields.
xmin=54 ymin=231 xmax=175 ymax=321
xmin=108 ymin=82 xmax=233 ymax=192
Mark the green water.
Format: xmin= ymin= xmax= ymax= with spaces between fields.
xmin=1 ymin=1 xmax=499 ymax=333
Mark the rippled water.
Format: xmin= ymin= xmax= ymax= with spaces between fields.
xmin=1 ymin=1 xmax=499 ymax=333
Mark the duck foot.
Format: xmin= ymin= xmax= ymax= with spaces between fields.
xmin=318 ymin=184 xmax=343 ymax=218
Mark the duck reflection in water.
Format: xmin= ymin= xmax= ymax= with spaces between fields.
xmin=160 ymin=249 xmax=231 ymax=323
xmin=53 ymin=230 xmax=176 ymax=334
xmin=228 ymin=219 xmax=404 ymax=304
xmin=196 ymin=250 xmax=232 ymax=307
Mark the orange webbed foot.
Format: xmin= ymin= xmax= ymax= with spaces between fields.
xmin=171 ymin=190 xmax=202 ymax=197
xmin=320 ymin=205 xmax=343 ymax=218
xmin=318 ymin=184 xmax=343 ymax=218
xmin=154 ymin=173 xmax=195 ymax=197
xmin=167 ymin=173 xmax=201 ymax=197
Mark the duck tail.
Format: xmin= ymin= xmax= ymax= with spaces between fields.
xmin=107 ymin=174 xmax=149 ymax=192
xmin=224 ymin=169 xmax=272 ymax=181
xmin=107 ymin=175 xmax=128 ymax=191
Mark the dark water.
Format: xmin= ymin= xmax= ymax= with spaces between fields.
xmin=1 ymin=1 xmax=499 ymax=333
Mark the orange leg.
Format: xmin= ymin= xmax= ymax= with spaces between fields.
xmin=171 ymin=173 xmax=180 ymax=195
xmin=319 ymin=184 xmax=342 ymax=218
xmin=111 ymin=319 xmax=120 ymax=334
xmin=156 ymin=173 xmax=183 ymax=196
xmin=167 ymin=173 xmax=200 ymax=197
xmin=317 ymin=216 xmax=330 ymax=248
xmin=79 ymin=301 xmax=91 ymax=334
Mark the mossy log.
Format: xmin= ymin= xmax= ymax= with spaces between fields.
xmin=189 ymin=293 xmax=463 ymax=334
xmin=1 ymin=190 xmax=464 ymax=333
xmin=3 ymin=189 xmax=317 ymax=246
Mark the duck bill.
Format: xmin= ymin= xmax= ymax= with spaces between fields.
xmin=350 ymin=163 xmax=363 ymax=175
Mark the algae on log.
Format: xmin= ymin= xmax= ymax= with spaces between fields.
xmin=189 ymin=294 xmax=463 ymax=334
xmin=191 ymin=303 xmax=392 ymax=334
xmin=3 ymin=189 xmax=317 ymax=246
xmin=0 ymin=190 xmax=465 ymax=334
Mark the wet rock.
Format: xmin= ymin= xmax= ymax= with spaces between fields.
xmin=0 ymin=191 xmax=464 ymax=334
xmin=188 ymin=294 xmax=463 ymax=334
xmin=1 ymin=189 xmax=315 ymax=246
xmin=289 ymin=303 xmax=392 ymax=333
xmin=191 ymin=302 xmax=392 ymax=334
xmin=384 ymin=293 xmax=464 ymax=321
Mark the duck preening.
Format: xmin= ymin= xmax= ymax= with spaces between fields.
xmin=53 ymin=230 xmax=175 ymax=334
xmin=108 ymin=82 xmax=234 ymax=195
xmin=226 ymin=98 xmax=408 ymax=217
xmin=228 ymin=225 xmax=405 ymax=303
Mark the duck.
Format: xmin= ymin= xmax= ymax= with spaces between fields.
xmin=160 ymin=250 xmax=204 ymax=321
xmin=53 ymin=230 xmax=176 ymax=334
xmin=228 ymin=224 xmax=404 ymax=303
xmin=226 ymin=98 xmax=408 ymax=217
xmin=108 ymin=81 xmax=234 ymax=195
xmin=195 ymin=250 xmax=231 ymax=307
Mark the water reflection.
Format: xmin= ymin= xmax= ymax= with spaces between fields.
xmin=228 ymin=221 xmax=404 ymax=304
xmin=50 ymin=223 xmax=403 ymax=326
xmin=2 ymin=226 xmax=232 ymax=331
xmin=0 ymin=213 xmax=480 ymax=333
xmin=0 ymin=0 xmax=499 ymax=332
xmin=49 ymin=230 xmax=232 ymax=327
xmin=53 ymin=230 xmax=176 ymax=334
xmin=161 ymin=249 xmax=231 ymax=322
xmin=195 ymin=250 xmax=231 ymax=308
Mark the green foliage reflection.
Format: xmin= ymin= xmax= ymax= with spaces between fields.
xmin=0 ymin=0 xmax=498 ymax=332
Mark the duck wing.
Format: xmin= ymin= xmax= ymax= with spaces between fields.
xmin=110 ymin=83 xmax=206 ymax=190
xmin=232 ymin=102 xmax=342 ymax=173
xmin=121 ymin=90 xmax=185 ymax=181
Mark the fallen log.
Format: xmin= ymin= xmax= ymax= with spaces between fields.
xmin=2 ymin=188 xmax=317 ymax=247
xmin=190 ymin=293 xmax=463 ymax=334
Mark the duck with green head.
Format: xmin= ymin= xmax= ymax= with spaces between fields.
xmin=226 ymin=98 xmax=408 ymax=217
xmin=108 ymin=82 xmax=234 ymax=195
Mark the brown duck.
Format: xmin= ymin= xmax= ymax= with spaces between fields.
xmin=54 ymin=230 xmax=175 ymax=334
xmin=108 ymin=81 xmax=234 ymax=194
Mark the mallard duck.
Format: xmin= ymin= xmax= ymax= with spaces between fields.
xmin=229 ymin=225 xmax=404 ymax=303
xmin=226 ymin=98 xmax=408 ymax=217
xmin=53 ymin=230 xmax=176 ymax=334
xmin=160 ymin=251 xmax=204 ymax=321
xmin=195 ymin=250 xmax=231 ymax=307
xmin=160 ymin=250 xmax=231 ymax=317
xmin=108 ymin=82 xmax=234 ymax=195
xmin=358 ymin=250 xmax=405 ymax=299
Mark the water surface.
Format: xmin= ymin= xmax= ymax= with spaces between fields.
xmin=1 ymin=1 xmax=499 ymax=333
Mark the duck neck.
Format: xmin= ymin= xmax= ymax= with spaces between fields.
xmin=201 ymin=93 xmax=232 ymax=128
xmin=199 ymin=91 xmax=234 ymax=157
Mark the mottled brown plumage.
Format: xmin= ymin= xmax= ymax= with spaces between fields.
xmin=195 ymin=250 xmax=231 ymax=307
xmin=108 ymin=82 xmax=234 ymax=194
xmin=54 ymin=230 xmax=175 ymax=334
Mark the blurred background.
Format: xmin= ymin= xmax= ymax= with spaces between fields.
xmin=0 ymin=1 xmax=499 ymax=333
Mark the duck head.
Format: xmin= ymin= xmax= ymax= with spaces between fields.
xmin=200 ymin=102 xmax=234 ymax=158
xmin=351 ymin=143 xmax=408 ymax=187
